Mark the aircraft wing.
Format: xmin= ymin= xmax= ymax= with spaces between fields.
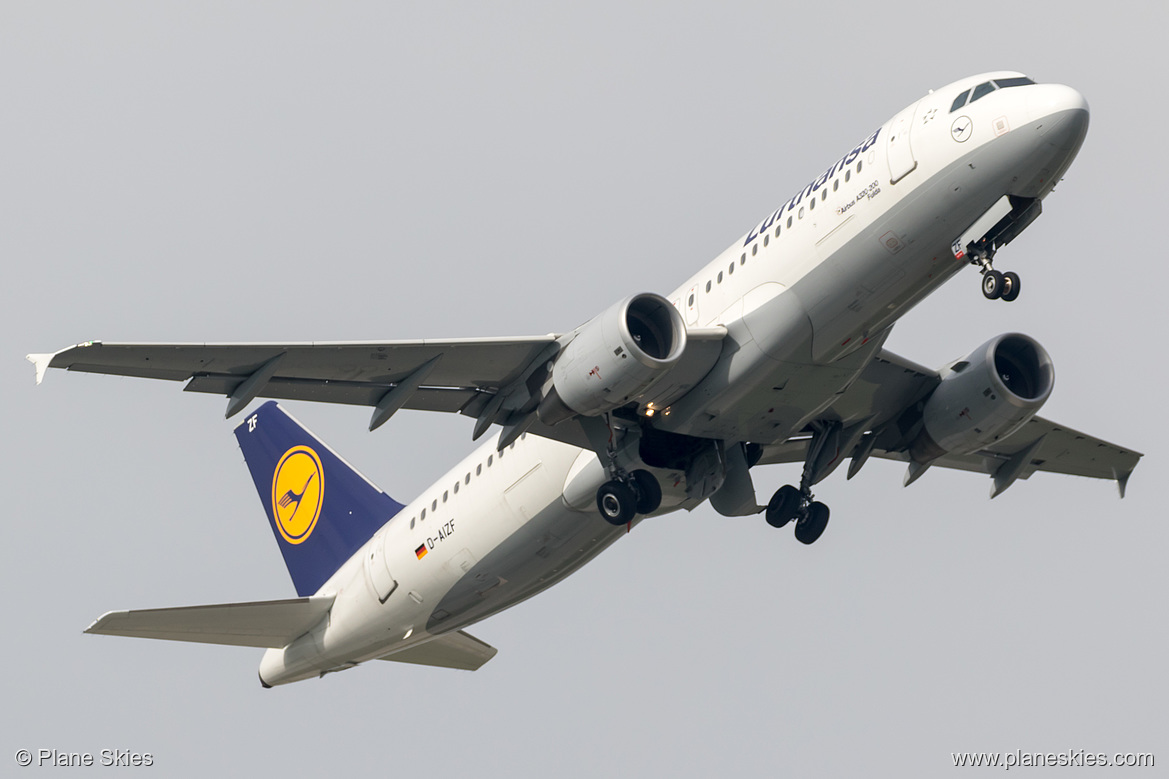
xmin=84 ymin=596 xmax=335 ymax=648
xmin=29 ymin=330 xmax=727 ymax=449
xmin=28 ymin=337 xmax=559 ymax=416
xmin=756 ymin=348 xmax=1142 ymax=497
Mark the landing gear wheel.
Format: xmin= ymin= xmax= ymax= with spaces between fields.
xmin=629 ymin=469 xmax=662 ymax=515
xmin=981 ymin=270 xmax=1004 ymax=300
xmin=1000 ymin=271 xmax=1021 ymax=302
xmin=794 ymin=501 xmax=830 ymax=545
xmin=765 ymin=485 xmax=802 ymax=529
xmin=597 ymin=480 xmax=637 ymax=525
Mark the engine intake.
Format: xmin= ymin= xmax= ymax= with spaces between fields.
xmin=538 ymin=293 xmax=686 ymax=424
xmin=910 ymin=333 xmax=1054 ymax=461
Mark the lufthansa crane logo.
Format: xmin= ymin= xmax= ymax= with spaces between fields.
xmin=271 ymin=445 xmax=324 ymax=545
xmin=951 ymin=115 xmax=973 ymax=143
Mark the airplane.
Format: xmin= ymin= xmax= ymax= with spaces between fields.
xmin=28 ymin=71 xmax=1142 ymax=686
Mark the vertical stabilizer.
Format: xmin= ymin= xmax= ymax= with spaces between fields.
xmin=234 ymin=402 xmax=404 ymax=596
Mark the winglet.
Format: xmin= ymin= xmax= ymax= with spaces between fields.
xmin=26 ymin=341 xmax=101 ymax=385
xmin=1112 ymin=467 xmax=1133 ymax=499
xmin=26 ymin=352 xmax=53 ymax=385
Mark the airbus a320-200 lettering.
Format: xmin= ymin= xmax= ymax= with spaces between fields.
xmin=29 ymin=72 xmax=1141 ymax=686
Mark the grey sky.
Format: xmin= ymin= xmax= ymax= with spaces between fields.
xmin=3 ymin=2 xmax=1164 ymax=776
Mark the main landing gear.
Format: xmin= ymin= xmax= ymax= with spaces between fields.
xmin=597 ymin=469 xmax=662 ymax=526
xmin=763 ymin=422 xmax=839 ymax=545
xmin=765 ymin=484 xmax=830 ymax=544
xmin=972 ymin=250 xmax=1020 ymax=302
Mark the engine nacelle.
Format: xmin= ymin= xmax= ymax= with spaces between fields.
xmin=538 ymin=293 xmax=686 ymax=424
xmin=910 ymin=333 xmax=1054 ymax=461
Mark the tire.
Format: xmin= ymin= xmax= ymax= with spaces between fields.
xmin=981 ymin=270 xmax=1004 ymax=300
xmin=1000 ymin=271 xmax=1021 ymax=302
xmin=794 ymin=501 xmax=830 ymax=545
xmin=596 ymin=480 xmax=636 ymax=525
xmin=629 ymin=469 xmax=663 ymax=515
xmin=765 ymin=484 xmax=801 ymax=528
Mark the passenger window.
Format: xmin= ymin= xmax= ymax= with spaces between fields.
xmin=787 ymin=216 xmax=793 ymax=228
xmin=774 ymin=225 xmax=780 ymax=237
xmin=799 ymin=207 xmax=804 ymax=219
xmin=820 ymin=189 xmax=827 ymax=201
xmin=971 ymin=81 xmax=996 ymax=102
xmin=809 ymin=198 xmax=815 ymax=211
xmin=476 ymin=464 xmax=482 ymax=476
xmin=453 ymin=482 xmax=459 ymax=494
xmin=728 ymin=262 xmax=734 ymax=274
xmin=465 ymin=474 xmax=471 ymax=484
xmin=740 ymin=255 xmax=746 ymax=265
xmin=421 ymin=508 xmax=426 ymax=520
xmin=845 ymin=170 xmax=850 ymax=183
xmin=832 ymin=180 xmax=839 ymax=192
xmin=751 ymin=244 xmax=758 ymax=256
xmin=705 ymin=281 xmax=712 ymax=292
xmin=688 ymin=293 xmax=695 ymax=306
xmin=410 ymin=517 xmax=415 ymax=528
xmin=487 ymin=455 xmax=493 ymax=466
xmin=950 ymin=89 xmax=971 ymax=112
xmin=432 ymin=500 xmax=437 ymax=511
xmin=762 ymin=234 xmax=768 ymax=247
xmin=717 ymin=271 xmax=723 ymax=283
xmin=857 ymin=161 xmax=863 ymax=173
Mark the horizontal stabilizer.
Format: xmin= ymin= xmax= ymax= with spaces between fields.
xmin=85 ymin=596 xmax=335 ymax=648
xmin=376 ymin=630 xmax=497 ymax=671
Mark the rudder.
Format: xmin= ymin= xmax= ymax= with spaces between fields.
xmin=234 ymin=401 xmax=404 ymax=596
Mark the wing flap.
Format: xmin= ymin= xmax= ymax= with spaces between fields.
xmin=84 ymin=596 xmax=335 ymax=648
xmin=375 ymin=630 xmax=497 ymax=671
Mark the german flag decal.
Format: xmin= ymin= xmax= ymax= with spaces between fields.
xmin=415 ymin=544 xmax=428 ymax=560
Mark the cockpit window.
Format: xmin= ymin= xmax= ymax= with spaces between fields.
xmin=950 ymin=89 xmax=970 ymax=113
xmin=993 ymin=76 xmax=1035 ymax=89
xmin=970 ymin=81 xmax=998 ymax=103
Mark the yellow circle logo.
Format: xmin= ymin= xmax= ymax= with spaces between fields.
xmin=271 ymin=446 xmax=324 ymax=545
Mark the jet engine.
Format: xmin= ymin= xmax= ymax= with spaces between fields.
xmin=537 ymin=293 xmax=686 ymax=425
xmin=909 ymin=333 xmax=1054 ymax=461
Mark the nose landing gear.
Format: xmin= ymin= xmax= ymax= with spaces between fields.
xmin=970 ymin=248 xmax=1020 ymax=302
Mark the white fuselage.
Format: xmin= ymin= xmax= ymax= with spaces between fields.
xmin=259 ymin=73 xmax=1090 ymax=685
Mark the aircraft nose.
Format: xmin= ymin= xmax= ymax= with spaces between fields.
xmin=1027 ymin=84 xmax=1090 ymax=151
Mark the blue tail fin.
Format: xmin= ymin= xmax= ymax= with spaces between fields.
xmin=234 ymin=401 xmax=405 ymax=596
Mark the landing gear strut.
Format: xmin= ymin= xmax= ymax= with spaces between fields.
xmin=589 ymin=415 xmax=663 ymax=526
xmin=764 ymin=424 xmax=834 ymax=544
